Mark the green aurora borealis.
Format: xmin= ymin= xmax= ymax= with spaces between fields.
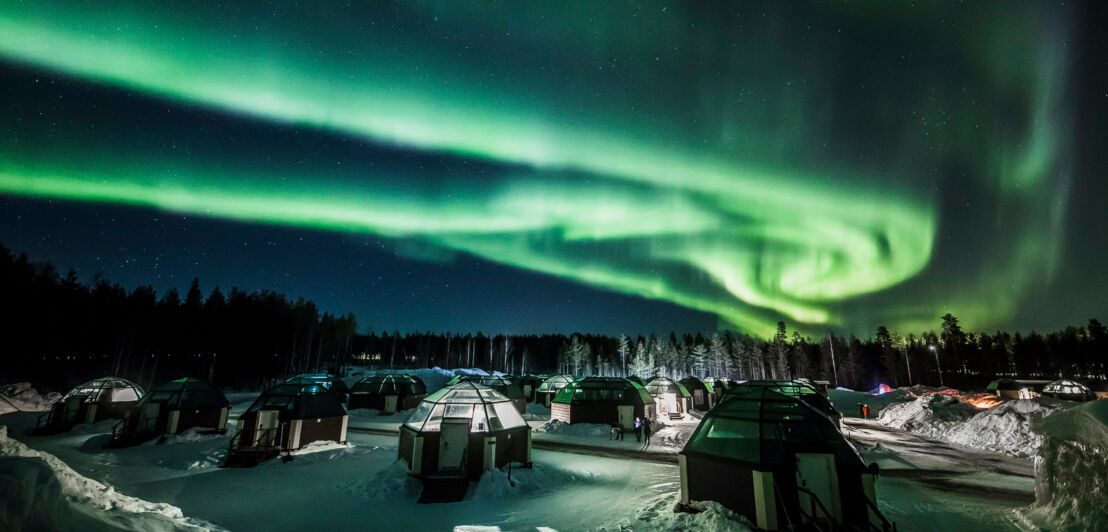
xmin=0 ymin=2 xmax=1090 ymax=336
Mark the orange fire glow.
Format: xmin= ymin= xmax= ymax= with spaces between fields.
xmin=966 ymin=395 xmax=1002 ymax=409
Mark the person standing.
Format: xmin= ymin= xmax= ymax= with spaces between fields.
xmin=634 ymin=416 xmax=643 ymax=442
xmin=643 ymin=418 xmax=653 ymax=449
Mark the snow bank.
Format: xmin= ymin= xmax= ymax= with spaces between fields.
xmin=876 ymin=394 xmax=978 ymax=434
xmin=143 ymin=428 xmax=228 ymax=447
xmin=469 ymin=463 xmax=602 ymax=500
xmin=535 ymin=419 xmax=614 ymax=438
xmin=877 ymin=394 xmax=1065 ymax=458
xmin=339 ymin=460 xmax=422 ymax=501
xmin=291 ymin=440 xmax=352 ymax=456
xmin=944 ymin=400 xmax=1062 ymax=458
xmin=599 ymin=492 xmax=753 ymax=531
xmin=70 ymin=419 xmax=123 ymax=435
xmin=1021 ymin=399 xmax=1108 ymax=531
xmin=0 ymin=425 xmax=226 ymax=531
xmin=0 ymin=457 xmax=115 ymax=531
xmin=0 ymin=382 xmax=60 ymax=414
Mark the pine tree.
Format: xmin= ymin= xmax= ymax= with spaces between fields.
xmin=691 ymin=343 xmax=709 ymax=377
xmin=568 ymin=335 xmax=591 ymax=376
xmin=618 ymin=334 xmax=630 ymax=376
xmin=709 ymin=332 xmax=730 ymax=378
xmin=772 ymin=321 xmax=790 ymax=379
xmin=876 ymin=326 xmax=900 ymax=387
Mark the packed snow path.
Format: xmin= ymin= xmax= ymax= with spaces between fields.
xmin=844 ymin=418 xmax=1035 ymax=529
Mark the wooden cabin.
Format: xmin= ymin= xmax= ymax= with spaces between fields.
xmin=348 ymin=373 xmax=427 ymax=413
xmin=224 ymin=382 xmax=348 ymax=467
xmin=679 ymin=377 xmax=718 ymax=411
xmin=516 ymin=374 xmax=546 ymax=403
xmin=645 ymin=376 xmax=693 ymax=420
xmin=549 ymin=377 xmax=654 ymax=430
xmin=108 ymin=377 xmax=230 ymax=447
xmin=398 ymin=382 xmax=532 ymax=482
xmin=36 ymin=377 xmax=144 ymax=434
xmin=535 ymin=375 xmax=574 ymax=407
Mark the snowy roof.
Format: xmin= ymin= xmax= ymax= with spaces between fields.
xmin=446 ymin=374 xmax=524 ymax=399
xmin=552 ymin=377 xmax=652 ymax=405
xmin=682 ymin=387 xmax=864 ymax=467
xmin=63 ymin=377 xmax=144 ymax=404
xmin=644 ymin=376 xmax=692 ymax=398
xmin=247 ymin=383 xmax=347 ymax=419
xmin=403 ymin=382 xmax=527 ymax=433
xmin=139 ymin=378 xmax=229 ymax=410
xmin=350 ymin=374 xmax=427 ymax=396
xmin=678 ymin=377 xmax=715 ymax=395
xmin=536 ymin=375 xmax=575 ymax=393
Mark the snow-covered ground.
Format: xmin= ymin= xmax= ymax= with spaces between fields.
xmin=346 ymin=408 xmax=407 ymax=432
xmin=529 ymin=411 xmax=698 ymax=455
xmin=0 ymin=382 xmax=59 ymax=414
xmin=844 ymin=418 xmax=1037 ymax=531
xmin=4 ymin=374 xmax=1097 ymax=531
xmin=0 ymin=410 xmax=751 ymax=531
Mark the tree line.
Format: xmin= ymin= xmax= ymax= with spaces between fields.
xmin=1 ymin=245 xmax=357 ymax=392
xmin=2 ymin=244 xmax=1104 ymax=392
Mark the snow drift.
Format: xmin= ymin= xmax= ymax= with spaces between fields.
xmin=599 ymin=492 xmax=753 ymax=532
xmin=535 ymin=419 xmax=615 ymax=438
xmin=1022 ymin=399 xmax=1108 ymax=531
xmin=0 ymin=425 xmax=226 ymax=531
xmin=0 ymin=382 xmax=59 ymax=414
xmin=874 ymin=390 xmax=1065 ymax=458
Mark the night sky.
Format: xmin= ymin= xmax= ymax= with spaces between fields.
xmin=1 ymin=1 xmax=1105 ymax=337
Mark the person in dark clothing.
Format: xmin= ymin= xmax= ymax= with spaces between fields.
xmin=633 ymin=416 xmax=643 ymax=442
xmin=642 ymin=418 xmax=653 ymax=448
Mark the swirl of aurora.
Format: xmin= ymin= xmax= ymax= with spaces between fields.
xmin=0 ymin=1 xmax=1072 ymax=336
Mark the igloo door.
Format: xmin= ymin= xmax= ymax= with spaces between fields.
xmin=438 ymin=421 xmax=469 ymax=471
xmin=618 ymin=405 xmax=634 ymax=429
xmin=795 ymin=453 xmax=842 ymax=525
xmin=664 ymin=393 xmax=678 ymax=414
